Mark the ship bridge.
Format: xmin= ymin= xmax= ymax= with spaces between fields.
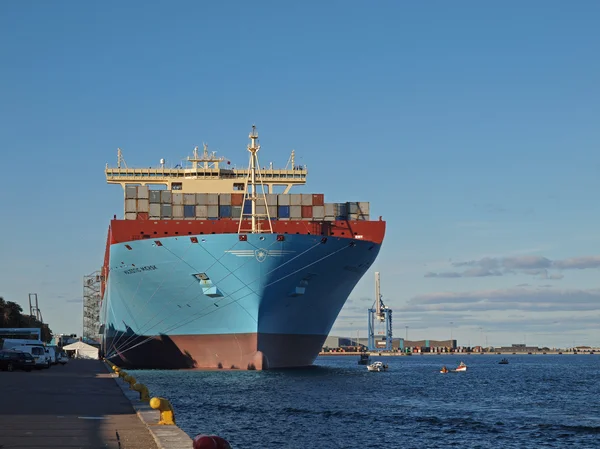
xmin=105 ymin=144 xmax=307 ymax=194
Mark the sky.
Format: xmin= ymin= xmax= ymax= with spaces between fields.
xmin=1 ymin=1 xmax=599 ymax=348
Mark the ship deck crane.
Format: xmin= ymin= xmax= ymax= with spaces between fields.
xmin=368 ymin=272 xmax=393 ymax=351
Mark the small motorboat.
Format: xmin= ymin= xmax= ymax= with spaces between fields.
xmin=367 ymin=361 xmax=388 ymax=372
xmin=358 ymin=352 xmax=371 ymax=365
xmin=455 ymin=361 xmax=467 ymax=372
xmin=498 ymin=358 xmax=509 ymax=365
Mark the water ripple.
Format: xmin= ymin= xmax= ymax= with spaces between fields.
xmin=129 ymin=354 xmax=600 ymax=448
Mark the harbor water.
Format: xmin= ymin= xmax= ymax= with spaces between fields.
xmin=129 ymin=354 xmax=600 ymax=448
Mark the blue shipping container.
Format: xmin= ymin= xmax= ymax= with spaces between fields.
xmin=184 ymin=205 xmax=195 ymax=218
xmin=278 ymin=205 xmax=290 ymax=218
xmin=243 ymin=200 xmax=252 ymax=215
xmin=219 ymin=205 xmax=232 ymax=217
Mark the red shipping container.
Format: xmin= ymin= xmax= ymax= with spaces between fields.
xmin=137 ymin=212 xmax=149 ymax=220
xmin=301 ymin=205 xmax=313 ymax=218
xmin=231 ymin=193 xmax=244 ymax=206
xmin=312 ymin=194 xmax=324 ymax=206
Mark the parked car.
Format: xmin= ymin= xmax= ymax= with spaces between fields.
xmin=0 ymin=350 xmax=36 ymax=372
xmin=10 ymin=345 xmax=50 ymax=369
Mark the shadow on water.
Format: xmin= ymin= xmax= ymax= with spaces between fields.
xmin=106 ymin=327 xmax=195 ymax=369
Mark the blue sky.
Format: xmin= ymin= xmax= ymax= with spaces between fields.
xmin=1 ymin=1 xmax=599 ymax=348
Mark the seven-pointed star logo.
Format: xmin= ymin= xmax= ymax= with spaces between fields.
xmin=255 ymin=248 xmax=268 ymax=262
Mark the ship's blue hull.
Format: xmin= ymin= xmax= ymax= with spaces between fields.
xmin=101 ymin=233 xmax=380 ymax=369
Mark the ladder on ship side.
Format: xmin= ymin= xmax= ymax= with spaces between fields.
xmin=238 ymin=125 xmax=273 ymax=234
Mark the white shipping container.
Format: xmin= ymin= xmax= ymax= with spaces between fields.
xmin=323 ymin=216 xmax=335 ymax=221
xmin=207 ymin=194 xmax=219 ymax=206
xmin=125 ymin=185 xmax=137 ymax=199
xmin=196 ymin=193 xmax=208 ymax=205
xmin=219 ymin=193 xmax=231 ymax=206
xmin=207 ymin=205 xmax=219 ymax=217
xmin=184 ymin=194 xmax=196 ymax=205
xmin=125 ymin=199 xmax=137 ymax=212
xmin=172 ymin=193 xmax=184 ymax=205
xmin=290 ymin=194 xmax=302 ymax=206
xmin=268 ymin=205 xmax=277 ymax=218
xmin=137 ymin=185 xmax=149 ymax=199
xmin=125 ymin=212 xmax=137 ymax=220
xmin=173 ymin=205 xmax=184 ymax=218
xmin=290 ymin=205 xmax=302 ymax=218
xmin=278 ymin=194 xmax=290 ymax=206
xmin=358 ymin=202 xmax=370 ymax=214
xmin=196 ymin=205 xmax=208 ymax=218
xmin=347 ymin=202 xmax=359 ymax=214
xmin=312 ymin=205 xmax=325 ymax=218
xmin=149 ymin=204 xmax=161 ymax=217
xmin=265 ymin=194 xmax=278 ymax=206
xmin=256 ymin=205 xmax=267 ymax=215
xmin=301 ymin=194 xmax=313 ymax=206
xmin=137 ymin=199 xmax=149 ymax=213
xmin=324 ymin=203 xmax=335 ymax=216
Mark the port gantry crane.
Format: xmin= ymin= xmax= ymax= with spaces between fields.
xmin=367 ymin=272 xmax=393 ymax=351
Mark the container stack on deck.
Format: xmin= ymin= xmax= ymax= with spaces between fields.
xmin=124 ymin=186 xmax=370 ymax=221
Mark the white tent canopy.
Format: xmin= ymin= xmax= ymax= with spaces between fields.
xmin=62 ymin=341 xmax=99 ymax=360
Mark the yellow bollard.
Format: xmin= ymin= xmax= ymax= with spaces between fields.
xmin=149 ymin=397 xmax=175 ymax=425
xmin=133 ymin=383 xmax=150 ymax=402
xmin=124 ymin=374 xmax=137 ymax=390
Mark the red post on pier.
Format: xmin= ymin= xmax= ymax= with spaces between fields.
xmin=193 ymin=434 xmax=232 ymax=449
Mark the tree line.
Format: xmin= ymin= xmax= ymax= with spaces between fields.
xmin=0 ymin=297 xmax=53 ymax=343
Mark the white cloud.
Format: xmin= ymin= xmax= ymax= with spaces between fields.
xmin=424 ymin=254 xmax=600 ymax=278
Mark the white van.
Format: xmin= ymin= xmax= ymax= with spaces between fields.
xmin=45 ymin=346 xmax=57 ymax=365
xmin=11 ymin=345 xmax=50 ymax=369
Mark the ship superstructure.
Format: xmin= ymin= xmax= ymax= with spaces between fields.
xmin=100 ymin=126 xmax=385 ymax=370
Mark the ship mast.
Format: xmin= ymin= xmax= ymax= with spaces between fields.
xmin=238 ymin=125 xmax=273 ymax=234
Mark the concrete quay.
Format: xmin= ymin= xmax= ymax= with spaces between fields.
xmin=108 ymin=363 xmax=193 ymax=449
xmin=0 ymin=358 xmax=192 ymax=449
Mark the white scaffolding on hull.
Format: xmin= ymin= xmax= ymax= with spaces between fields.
xmin=83 ymin=271 xmax=102 ymax=342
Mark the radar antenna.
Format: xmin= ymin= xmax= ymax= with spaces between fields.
xmin=187 ymin=143 xmax=225 ymax=170
xmin=117 ymin=148 xmax=128 ymax=169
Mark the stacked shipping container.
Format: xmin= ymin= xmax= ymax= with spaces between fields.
xmin=124 ymin=186 xmax=370 ymax=222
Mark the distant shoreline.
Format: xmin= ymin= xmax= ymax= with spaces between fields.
xmin=319 ymin=351 xmax=593 ymax=356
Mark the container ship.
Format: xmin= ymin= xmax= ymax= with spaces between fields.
xmin=100 ymin=126 xmax=386 ymax=370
